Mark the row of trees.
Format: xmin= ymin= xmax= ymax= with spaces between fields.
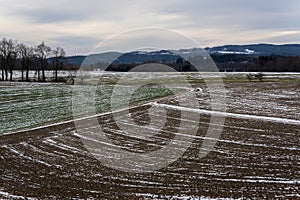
xmin=0 ymin=37 xmax=66 ymax=82
xmin=213 ymin=54 xmax=300 ymax=72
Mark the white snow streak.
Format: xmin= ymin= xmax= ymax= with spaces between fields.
xmin=0 ymin=190 xmax=37 ymax=200
xmin=153 ymin=103 xmax=300 ymax=126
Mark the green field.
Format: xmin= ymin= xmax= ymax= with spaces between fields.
xmin=0 ymin=84 xmax=179 ymax=133
xmin=2 ymin=72 xmax=299 ymax=134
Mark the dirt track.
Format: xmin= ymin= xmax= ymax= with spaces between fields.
xmin=1 ymin=82 xmax=299 ymax=199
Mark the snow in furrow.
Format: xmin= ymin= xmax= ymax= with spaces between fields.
xmin=42 ymin=138 xmax=84 ymax=154
xmin=217 ymin=178 xmax=300 ymax=184
xmin=0 ymin=190 xmax=37 ymax=200
xmin=136 ymin=193 xmax=241 ymax=200
xmin=2 ymin=145 xmax=52 ymax=167
xmin=153 ymin=103 xmax=300 ymax=125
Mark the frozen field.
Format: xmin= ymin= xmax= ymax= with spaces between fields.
xmin=0 ymin=73 xmax=300 ymax=199
xmin=0 ymin=82 xmax=177 ymax=133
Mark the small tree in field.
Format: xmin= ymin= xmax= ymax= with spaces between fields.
xmin=255 ymin=72 xmax=264 ymax=82
xmin=246 ymin=73 xmax=253 ymax=81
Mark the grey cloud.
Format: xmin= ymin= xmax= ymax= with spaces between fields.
xmin=50 ymin=35 xmax=104 ymax=55
xmin=52 ymin=36 xmax=101 ymax=46
xmin=267 ymin=33 xmax=300 ymax=44
xmin=20 ymin=10 xmax=87 ymax=23
xmin=4 ymin=0 xmax=152 ymax=24
xmin=156 ymin=0 xmax=300 ymax=30
xmin=0 ymin=0 xmax=299 ymax=54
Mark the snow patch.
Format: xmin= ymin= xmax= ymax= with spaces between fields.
xmin=135 ymin=193 xmax=241 ymax=200
xmin=153 ymin=103 xmax=300 ymax=126
xmin=0 ymin=190 xmax=37 ymax=200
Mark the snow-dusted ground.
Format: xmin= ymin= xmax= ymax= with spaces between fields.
xmin=0 ymin=83 xmax=176 ymax=133
xmin=0 ymin=70 xmax=76 ymax=80
xmin=0 ymin=73 xmax=299 ymax=199
xmin=154 ymin=102 xmax=300 ymax=126
xmin=2 ymin=70 xmax=300 ymax=81
xmin=0 ymin=191 xmax=37 ymax=200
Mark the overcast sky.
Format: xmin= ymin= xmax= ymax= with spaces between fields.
xmin=0 ymin=0 xmax=299 ymax=55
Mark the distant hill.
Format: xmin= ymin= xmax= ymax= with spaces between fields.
xmin=61 ymin=44 xmax=300 ymax=68
xmin=112 ymin=50 xmax=180 ymax=64
xmin=205 ymin=44 xmax=300 ymax=56
xmin=64 ymin=55 xmax=86 ymax=66
xmin=63 ymin=52 xmax=122 ymax=66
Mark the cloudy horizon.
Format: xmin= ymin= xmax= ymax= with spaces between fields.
xmin=0 ymin=0 xmax=299 ymax=55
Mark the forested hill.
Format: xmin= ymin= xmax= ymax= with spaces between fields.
xmin=64 ymin=43 xmax=300 ymax=66
xmin=205 ymin=44 xmax=300 ymax=56
xmin=62 ymin=44 xmax=300 ymax=72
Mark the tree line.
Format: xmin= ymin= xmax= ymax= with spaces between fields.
xmin=0 ymin=37 xmax=66 ymax=82
xmin=212 ymin=54 xmax=300 ymax=72
xmin=89 ymin=54 xmax=300 ymax=72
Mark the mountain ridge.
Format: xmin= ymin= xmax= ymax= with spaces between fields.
xmin=62 ymin=44 xmax=300 ymax=67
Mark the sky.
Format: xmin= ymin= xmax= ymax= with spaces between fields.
xmin=0 ymin=0 xmax=299 ymax=55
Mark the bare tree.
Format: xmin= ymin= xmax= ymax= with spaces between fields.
xmin=18 ymin=43 xmax=34 ymax=81
xmin=17 ymin=44 xmax=26 ymax=81
xmin=8 ymin=39 xmax=18 ymax=81
xmin=0 ymin=38 xmax=17 ymax=81
xmin=36 ymin=42 xmax=51 ymax=82
xmin=52 ymin=47 xmax=66 ymax=82
xmin=0 ymin=54 xmax=3 ymax=81
xmin=0 ymin=38 xmax=9 ymax=81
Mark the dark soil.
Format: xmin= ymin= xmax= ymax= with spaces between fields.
xmin=1 ymin=82 xmax=299 ymax=199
